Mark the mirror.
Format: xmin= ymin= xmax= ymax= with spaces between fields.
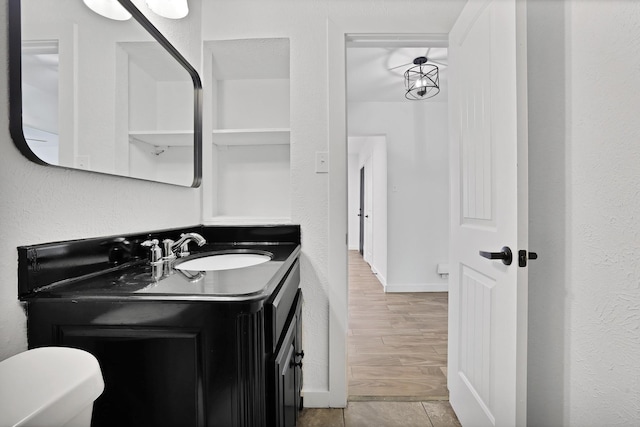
xmin=8 ymin=0 xmax=202 ymax=187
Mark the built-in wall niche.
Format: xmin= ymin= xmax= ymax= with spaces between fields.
xmin=203 ymin=38 xmax=291 ymax=223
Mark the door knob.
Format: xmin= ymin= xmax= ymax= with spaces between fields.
xmin=479 ymin=246 xmax=513 ymax=266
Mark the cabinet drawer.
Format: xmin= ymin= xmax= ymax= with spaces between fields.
xmin=265 ymin=259 xmax=300 ymax=352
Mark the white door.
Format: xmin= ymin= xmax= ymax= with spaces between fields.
xmin=363 ymin=156 xmax=374 ymax=265
xmin=448 ymin=0 xmax=529 ymax=426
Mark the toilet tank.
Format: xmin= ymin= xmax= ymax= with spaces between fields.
xmin=0 ymin=347 xmax=104 ymax=427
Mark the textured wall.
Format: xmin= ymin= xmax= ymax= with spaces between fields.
xmin=0 ymin=0 xmax=202 ymax=360
xmin=567 ymin=0 xmax=640 ymax=423
xmin=528 ymin=0 xmax=640 ymax=425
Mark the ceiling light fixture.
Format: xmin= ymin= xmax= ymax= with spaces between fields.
xmin=404 ymin=56 xmax=440 ymax=100
xmin=145 ymin=0 xmax=189 ymax=19
xmin=82 ymin=0 xmax=132 ymax=21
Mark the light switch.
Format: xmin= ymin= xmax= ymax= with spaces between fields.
xmin=315 ymin=152 xmax=329 ymax=173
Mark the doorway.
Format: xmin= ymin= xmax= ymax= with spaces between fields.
xmin=345 ymin=40 xmax=450 ymax=401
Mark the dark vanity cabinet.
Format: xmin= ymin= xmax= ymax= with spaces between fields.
xmin=269 ymin=290 xmax=303 ymax=427
xmin=264 ymin=260 xmax=304 ymax=427
xmin=24 ymin=256 xmax=303 ymax=427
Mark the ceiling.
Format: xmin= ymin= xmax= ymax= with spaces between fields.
xmin=346 ymin=46 xmax=448 ymax=103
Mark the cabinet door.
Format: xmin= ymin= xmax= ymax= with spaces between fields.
xmin=273 ymin=317 xmax=297 ymax=427
xmin=58 ymin=326 xmax=203 ymax=427
xmin=293 ymin=292 xmax=303 ymax=411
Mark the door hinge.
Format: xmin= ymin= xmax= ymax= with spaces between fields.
xmin=518 ymin=250 xmax=538 ymax=267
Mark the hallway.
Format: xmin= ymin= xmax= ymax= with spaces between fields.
xmin=297 ymin=252 xmax=458 ymax=426
xmin=347 ymin=251 xmax=449 ymax=400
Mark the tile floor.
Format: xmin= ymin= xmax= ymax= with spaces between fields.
xmin=298 ymin=401 xmax=461 ymax=427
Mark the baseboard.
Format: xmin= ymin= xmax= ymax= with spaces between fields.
xmin=370 ymin=265 xmax=387 ymax=288
xmin=302 ymin=390 xmax=332 ymax=407
xmin=348 ymin=245 xmax=359 ymax=251
xmin=383 ymin=282 xmax=448 ymax=293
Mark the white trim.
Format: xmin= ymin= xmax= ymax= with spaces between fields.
xmin=370 ymin=264 xmax=387 ymax=288
xmin=302 ymin=390 xmax=332 ymax=408
xmin=384 ymin=282 xmax=449 ymax=293
xmin=327 ymin=18 xmax=349 ymax=408
xmin=345 ymin=33 xmax=449 ymax=48
xmin=327 ymin=20 xmax=451 ymax=408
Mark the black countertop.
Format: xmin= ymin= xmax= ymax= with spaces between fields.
xmin=18 ymin=226 xmax=301 ymax=303
xmin=23 ymin=244 xmax=300 ymax=303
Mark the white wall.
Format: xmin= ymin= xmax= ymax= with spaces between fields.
xmin=217 ymin=79 xmax=290 ymax=129
xmin=349 ymin=102 xmax=449 ymax=292
xmin=216 ymin=144 xmax=291 ymax=217
xmin=0 ymin=0 xmax=203 ymax=361
xmin=527 ymin=1 xmax=640 ymax=425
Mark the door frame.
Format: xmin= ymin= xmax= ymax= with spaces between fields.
xmin=326 ymin=25 xmax=449 ymax=407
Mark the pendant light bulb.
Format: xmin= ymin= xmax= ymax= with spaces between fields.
xmin=145 ymin=0 xmax=189 ymax=19
xmin=82 ymin=0 xmax=131 ymax=21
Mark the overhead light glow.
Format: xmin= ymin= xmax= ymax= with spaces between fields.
xmin=82 ymin=0 xmax=132 ymax=21
xmin=145 ymin=0 xmax=189 ymax=19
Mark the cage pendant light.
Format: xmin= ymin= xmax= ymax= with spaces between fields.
xmin=404 ymin=56 xmax=440 ymax=100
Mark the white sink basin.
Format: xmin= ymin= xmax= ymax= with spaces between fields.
xmin=174 ymin=252 xmax=271 ymax=272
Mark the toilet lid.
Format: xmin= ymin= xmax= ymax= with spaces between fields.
xmin=0 ymin=347 xmax=104 ymax=427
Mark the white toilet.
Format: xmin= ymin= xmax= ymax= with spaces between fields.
xmin=0 ymin=347 xmax=104 ymax=427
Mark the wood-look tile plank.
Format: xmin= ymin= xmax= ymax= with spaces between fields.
xmin=350 ymin=328 xmax=424 ymax=336
xmin=349 ymin=379 xmax=449 ymax=398
xmin=351 ymin=365 xmax=426 ymax=380
xmin=348 ymin=251 xmax=449 ymax=400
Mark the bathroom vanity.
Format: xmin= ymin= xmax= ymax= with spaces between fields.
xmin=19 ymin=226 xmax=303 ymax=427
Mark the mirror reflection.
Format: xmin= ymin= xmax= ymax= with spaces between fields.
xmin=12 ymin=0 xmax=201 ymax=187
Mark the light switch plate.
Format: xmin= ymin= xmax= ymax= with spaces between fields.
xmin=315 ymin=152 xmax=329 ymax=173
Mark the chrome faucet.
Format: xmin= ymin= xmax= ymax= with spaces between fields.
xmin=171 ymin=233 xmax=206 ymax=257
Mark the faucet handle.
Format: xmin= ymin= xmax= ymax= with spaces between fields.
xmin=141 ymin=239 xmax=162 ymax=265
xmin=162 ymin=239 xmax=176 ymax=260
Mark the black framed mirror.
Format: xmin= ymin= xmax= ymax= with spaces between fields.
xmin=8 ymin=0 xmax=202 ymax=187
